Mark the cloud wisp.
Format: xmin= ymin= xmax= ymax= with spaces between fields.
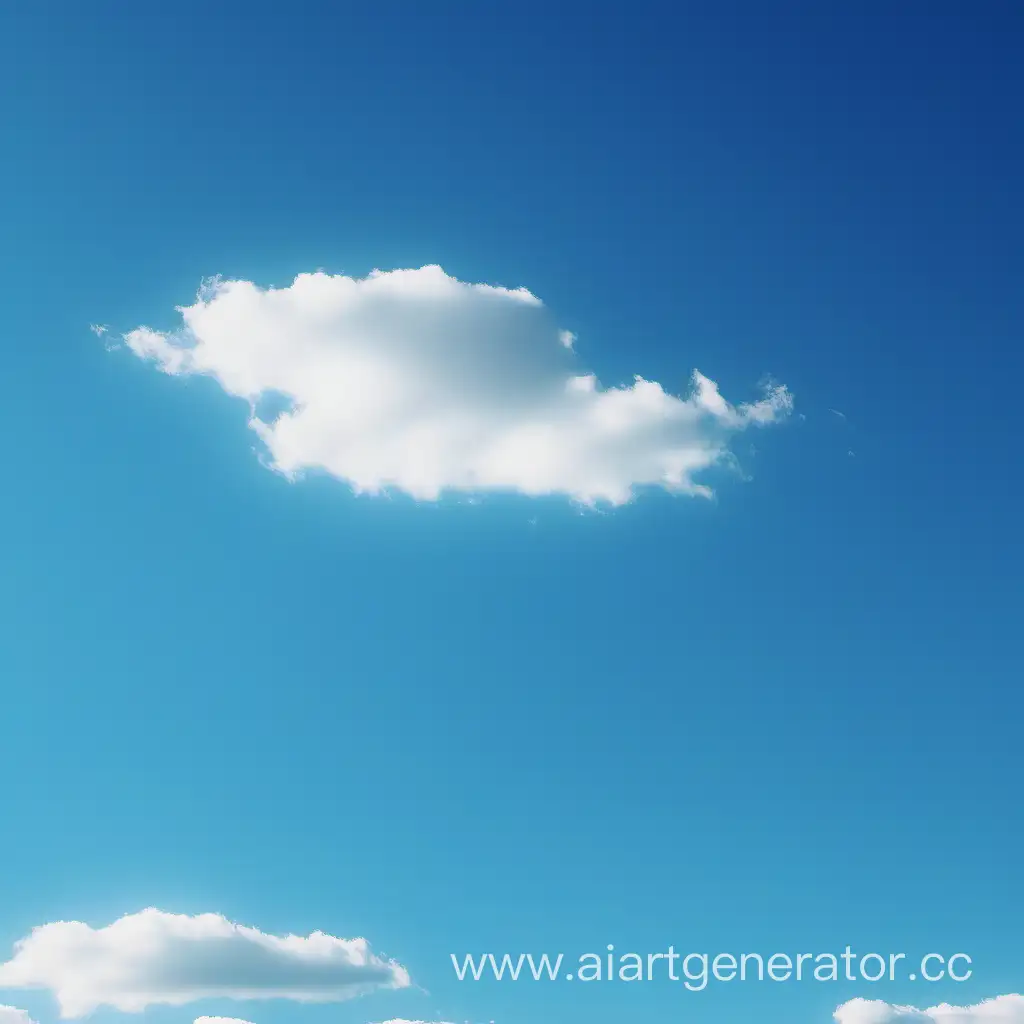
xmin=835 ymin=996 xmax=1024 ymax=1023
xmin=120 ymin=265 xmax=792 ymax=506
xmin=0 ymin=909 xmax=409 ymax=1018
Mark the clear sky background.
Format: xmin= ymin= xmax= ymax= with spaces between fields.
xmin=1 ymin=3 xmax=1022 ymax=1024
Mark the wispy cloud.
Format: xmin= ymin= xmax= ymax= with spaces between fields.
xmin=0 ymin=908 xmax=409 ymax=1018
xmin=117 ymin=265 xmax=791 ymax=506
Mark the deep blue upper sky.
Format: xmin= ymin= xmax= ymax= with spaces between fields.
xmin=1 ymin=3 xmax=1022 ymax=1024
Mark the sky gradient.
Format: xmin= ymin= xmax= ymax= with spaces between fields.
xmin=1 ymin=3 xmax=1022 ymax=1024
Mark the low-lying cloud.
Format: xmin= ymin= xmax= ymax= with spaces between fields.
xmin=0 ymin=909 xmax=409 ymax=1018
xmin=0 ymin=1008 xmax=36 ymax=1024
xmin=835 ymin=996 xmax=1024 ymax=1023
xmin=370 ymin=1020 xmax=455 ymax=1024
xmin=120 ymin=265 xmax=792 ymax=506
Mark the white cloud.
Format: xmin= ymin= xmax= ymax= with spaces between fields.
xmin=370 ymin=1020 xmax=456 ymax=1024
xmin=195 ymin=1018 xmax=256 ymax=1024
xmin=835 ymin=996 xmax=1024 ymax=1023
xmin=0 ymin=1007 xmax=37 ymax=1024
xmin=0 ymin=908 xmax=409 ymax=1018
xmin=370 ymin=1020 xmax=455 ymax=1024
xmin=120 ymin=265 xmax=792 ymax=506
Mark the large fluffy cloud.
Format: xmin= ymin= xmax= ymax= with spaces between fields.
xmin=120 ymin=265 xmax=792 ymax=505
xmin=835 ymin=996 xmax=1024 ymax=1023
xmin=0 ymin=909 xmax=409 ymax=1018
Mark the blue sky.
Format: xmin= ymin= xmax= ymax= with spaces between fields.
xmin=1 ymin=3 xmax=1022 ymax=1024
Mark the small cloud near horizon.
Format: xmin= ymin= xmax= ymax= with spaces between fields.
xmin=835 ymin=995 xmax=1024 ymax=1023
xmin=0 ymin=1007 xmax=37 ymax=1024
xmin=0 ymin=909 xmax=409 ymax=1018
